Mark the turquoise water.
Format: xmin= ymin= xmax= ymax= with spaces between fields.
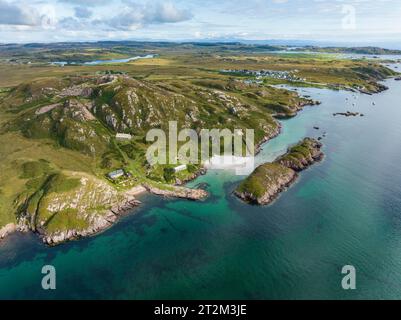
xmin=1 ymin=74 xmax=401 ymax=299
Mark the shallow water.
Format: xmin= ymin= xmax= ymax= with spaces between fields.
xmin=1 ymin=71 xmax=401 ymax=299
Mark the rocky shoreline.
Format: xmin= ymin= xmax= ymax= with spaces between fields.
xmin=255 ymin=124 xmax=282 ymax=155
xmin=0 ymin=223 xmax=17 ymax=240
xmin=144 ymin=184 xmax=208 ymax=201
xmin=41 ymin=183 xmax=208 ymax=245
xmin=235 ymin=166 xmax=298 ymax=205
xmin=273 ymin=99 xmax=321 ymax=119
xmin=0 ymin=180 xmax=208 ymax=246
xmin=175 ymin=168 xmax=207 ymax=186
xmin=235 ymin=138 xmax=324 ymax=205
xmin=41 ymin=195 xmax=143 ymax=245
xmin=276 ymin=138 xmax=324 ymax=171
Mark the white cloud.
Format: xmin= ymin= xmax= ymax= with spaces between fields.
xmin=59 ymin=0 xmax=109 ymax=6
xmin=145 ymin=2 xmax=192 ymax=23
xmin=0 ymin=0 xmax=42 ymax=26
xmin=0 ymin=0 xmax=400 ymax=45
xmin=98 ymin=2 xmax=192 ymax=30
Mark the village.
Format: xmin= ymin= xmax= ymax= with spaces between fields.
xmin=220 ymin=69 xmax=306 ymax=82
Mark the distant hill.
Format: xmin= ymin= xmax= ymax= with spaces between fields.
xmin=293 ymin=46 xmax=401 ymax=55
xmin=1 ymin=42 xmax=400 ymax=65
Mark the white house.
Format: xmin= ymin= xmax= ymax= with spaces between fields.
xmin=116 ymin=133 xmax=132 ymax=140
xmin=108 ymin=169 xmax=125 ymax=180
xmin=174 ymin=165 xmax=187 ymax=173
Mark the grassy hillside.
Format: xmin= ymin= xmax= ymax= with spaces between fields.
xmin=22 ymin=171 xmax=122 ymax=234
xmin=0 ymin=73 xmax=304 ymax=229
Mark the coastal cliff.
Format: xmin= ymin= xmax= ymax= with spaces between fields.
xmin=15 ymin=172 xmax=208 ymax=245
xmin=235 ymin=138 xmax=324 ymax=205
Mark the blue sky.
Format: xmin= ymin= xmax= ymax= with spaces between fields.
xmin=0 ymin=0 xmax=400 ymax=45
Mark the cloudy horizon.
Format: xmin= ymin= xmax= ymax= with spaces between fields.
xmin=0 ymin=0 xmax=400 ymax=47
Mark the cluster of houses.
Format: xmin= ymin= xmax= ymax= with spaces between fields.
xmin=220 ymin=69 xmax=305 ymax=82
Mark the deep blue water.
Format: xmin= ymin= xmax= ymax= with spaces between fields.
xmin=1 ymin=69 xmax=401 ymax=299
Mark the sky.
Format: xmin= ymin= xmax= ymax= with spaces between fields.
xmin=0 ymin=0 xmax=400 ymax=46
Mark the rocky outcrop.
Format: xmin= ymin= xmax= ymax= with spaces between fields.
xmin=17 ymin=170 xmax=207 ymax=245
xmin=42 ymin=182 xmax=207 ymax=245
xmin=273 ymin=99 xmax=320 ymax=119
xmin=42 ymin=197 xmax=142 ymax=246
xmin=255 ymin=125 xmax=282 ymax=155
xmin=235 ymin=138 xmax=324 ymax=205
xmin=4 ymin=164 xmax=208 ymax=246
xmin=175 ymin=168 xmax=207 ymax=186
xmin=19 ymin=171 xmax=138 ymax=245
xmin=144 ymin=184 xmax=208 ymax=201
xmin=59 ymin=85 xmax=94 ymax=98
xmin=235 ymin=163 xmax=297 ymax=205
xmin=35 ymin=103 xmax=61 ymax=115
xmin=276 ymin=138 xmax=324 ymax=171
xmin=0 ymin=223 xmax=17 ymax=240
xmin=333 ymin=111 xmax=364 ymax=117
xmin=360 ymin=83 xmax=388 ymax=94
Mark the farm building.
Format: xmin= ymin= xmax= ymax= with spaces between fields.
xmin=174 ymin=165 xmax=187 ymax=173
xmin=116 ymin=133 xmax=132 ymax=140
xmin=108 ymin=169 xmax=125 ymax=180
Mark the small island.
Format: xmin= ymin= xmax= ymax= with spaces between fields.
xmin=235 ymin=138 xmax=324 ymax=205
